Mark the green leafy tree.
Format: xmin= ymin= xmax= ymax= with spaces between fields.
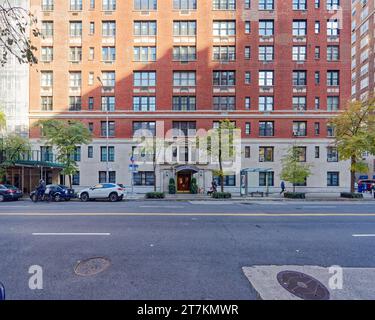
xmin=0 ymin=0 xmax=40 ymax=65
xmin=0 ymin=111 xmax=5 ymax=130
xmin=208 ymin=119 xmax=238 ymax=192
xmin=35 ymin=120 xmax=92 ymax=188
xmin=330 ymin=99 xmax=375 ymax=193
xmin=0 ymin=134 xmax=30 ymax=182
xmin=280 ymin=146 xmax=312 ymax=193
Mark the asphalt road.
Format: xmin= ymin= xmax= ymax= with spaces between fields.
xmin=1 ymin=200 xmax=375 ymax=300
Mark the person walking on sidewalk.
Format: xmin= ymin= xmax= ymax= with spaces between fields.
xmin=280 ymin=181 xmax=286 ymax=194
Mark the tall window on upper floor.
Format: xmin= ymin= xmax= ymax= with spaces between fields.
xmin=213 ymin=0 xmax=236 ymax=10
xmin=134 ymin=0 xmax=157 ymax=10
xmin=292 ymin=46 xmax=306 ymax=61
xmin=173 ymin=96 xmax=196 ymax=111
xmin=133 ymin=46 xmax=157 ymax=62
xmin=259 ymin=20 xmax=274 ymax=36
xmin=41 ymin=21 xmax=54 ymax=38
xmin=213 ymin=96 xmax=235 ymax=111
xmin=173 ymin=21 xmax=196 ymax=36
xmin=41 ymin=46 xmax=53 ymax=62
xmin=101 ymin=96 xmax=116 ymax=111
xmin=134 ymin=71 xmax=156 ymax=87
xmin=292 ymin=71 xmax=307 ymax=86
xmin=259 ymin=46 xmax=274 ymax=61
xmin=102 ymin=21 xmax=116 ymax=37
xmin=327 ymin=71 xmax=339 ymax=86
xmin=173 ymin=71 xmax=196 ymax=86
xmin=102 ymin=71 xmax=115 ymax=87
xmin=213 ymin=71 xmax=236 ymax=86
xmin=101 ymin=47 xmax=116 ymax=62
xmin=173 ymin=0 xmax=196 ymax=10
xmin=173 ymin=46 xmax=196 ymax=61
xmin=70 ymin=0 xmax=82 ymax=11
xmin=134 ymin=21 xmax=157 ymax=36
xmin=41 ymin=71 xmax=53 ymax=87
xmin=213 ymin=46 xmax=236 ymax=61
xmin=327 ymin=96 xmax=339 ymax=111
xmin=42 ymin=0 xmax=54 ymax=11
xmin=292 ymin=0 xmax=307 ymax=10
xmin=133 ymin=96 xmax=156 ymax=111
xmin=259 ymin=96 xmax=274 ymax=111
xmin=103 ymin=0 xmax=116 ymax=11
xmin=259 ymin=71 xmax=274 ymax=86
xmin=213 ymin=21 xmax=236 ymax=36
xmin=69 ymin=21 xmax=82 ymax=37
xmin=327 ymin=45 xmax=339 ymax=61
xmin=259 ymin=0 xmax=274 ymax=10
xmin=327 ymin=20 xmax=339 ymax=36
xmin=69 ymin=72 xmax=81 ymax=88
xmin=292 ymin=20 xmax=307 ymax=36
xmin=326 ymin=0 xmax=339 ymax=11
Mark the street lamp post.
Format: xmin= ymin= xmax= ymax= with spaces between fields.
xmin=97 ymin=76 xmax=109 ymax=183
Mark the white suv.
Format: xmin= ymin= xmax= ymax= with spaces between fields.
xmin=78 ymin=183 xmax=126 ymax=202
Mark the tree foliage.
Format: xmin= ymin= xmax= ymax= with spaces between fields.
xmin=0 ymin=0 xmax=40 ymax=65
xmin=280 ymin=146 xmax=312 ymax=193
xmin=35 ymin=120 xmax=92 ymax=187
xmin=330 ymin=98 xmax=375 ymax=192
xmin=0 ymin=111 xmax=5 ymax=131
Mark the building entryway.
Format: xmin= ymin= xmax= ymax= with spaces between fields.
xmin=177 ymin=172 xmax=191 ymax=193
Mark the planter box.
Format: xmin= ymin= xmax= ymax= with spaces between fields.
xmin=212 ymin=192 xmax=232 ymax=199
xmin=145 ymin=192 xmax=166 ymax=199
xmin=284 ymin=192 xmax=305 ymax=199
xmin=340 ymin=193 xmax=363 ymax=199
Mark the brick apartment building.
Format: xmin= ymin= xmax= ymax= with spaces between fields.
xmin=28 ymin=0 xmax=352 ymax=194
xmin=351 ymin=0 xmax=375 ymax=181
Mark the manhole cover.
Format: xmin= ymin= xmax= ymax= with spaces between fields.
xmin=74 ymin=257 xmax=111 ymax=276
xmin=277 ymin=271 xmax=330 ymax=300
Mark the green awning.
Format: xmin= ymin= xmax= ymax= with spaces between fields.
xmin=15 ymin=160 xmax=65 ymax=169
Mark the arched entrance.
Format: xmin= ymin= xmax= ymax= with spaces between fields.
xmin=175 ymin=165 xmax=199 ymax=193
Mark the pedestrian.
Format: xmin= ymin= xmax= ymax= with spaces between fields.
xmin=280 ymin=181 xmax=286 ymax=194
xmin=212 ymin=180 xmax=217 ymax=193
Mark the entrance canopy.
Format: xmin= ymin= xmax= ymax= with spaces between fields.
xmin=241 ymin=168 xmax=273 ymax=173
xmin=175 ymin=165 xmax=199 ymax=173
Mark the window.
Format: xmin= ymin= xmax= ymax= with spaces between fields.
xmin=293 ymin=121 xmax=307 ymax=136
xmin=41 ymin=21 xmax=53 ymax=38
xmin=102 ymin=71 xmax=115 ymax=87
xmin=133 ymin=96 xmax=156 ymax=111
xmin=213 ymin=0 xmax=236 ymax=10
xmin=173 ymin=21 xmax=196 ymax=36
xmin=327 ymin=147 xmax=338 ymax=162
xmin=259 ymin=0 xmax=274 ymax=10
xmin=133 ymin=172 xmax=155 ymax=186
xmin=101 ymin=121 xmax=115 ymax=137
xmin=69 ymin=96 xmax=82 ymax=111
xmin=327 ymin=20 xmax=339 ymax=36
xmin=326 ymin=0 xmax=339 ymax=10
xmin=103 ymin=0 xmax=116 ymax=11
xmin=245 ymin=46 xmax=251 ymax=59
xmin=99 ymin=172 xmax=116 ymax=183
xmin=173 ymin=46 xmax=196 ymax=61
xmin=41 ymin=71 xmax=53 ymax=87
xmin=259 ymin=20 xmax=274 ymax=36
xmin=213 ymin=46 xmax=236 ymax=61
xmin=89 ymin=23 xmax=95 ymax=36
xmin=88 ymin=122 xmax=94 ymax=133
xmin=314 ymin=21 xmax=320 ymax=34
xmin=134 ymin=0 xmax=157 ymax=10
xmin=259 ymin=121 xmax=274 ymax=136
xmin=101 ymin=96 xmax=115 ymax=111
xmin=90 ymin=0 xmax=95 ymax=9
xmin=245 ymin=21 xmax=251 ymax=34
xmin=102 ymin=21 xmax=116 ymax=37
xmin=132 ymin=122 xmax=156 ymax=136
xmin=172 ymin=121 xmax=196 ymax=136
xmin=259 ymin=147 xmax=274 ymax=162
xmin=315 ymin=97 xmax=320 ymax=110
xmin=245 ymin=72 xmax=251 ymax=84
xmin=88 ymin=97 xmax=94 ymax=110
xmin=69 ymin=47 xmax=82 ymax=62
xmin=69 ymin=21 xmax=82 ymax=37
xmin=327 ymin=96 xmax=339 ymax=111
xmin=69 ymin=72 xmax=81 ymax=88
xmin=213 ymin=96 xmax=235 ymax=110
xmin=315 ymin=146 xmax=320 ymax=158
xmin=173 ymin=96 xmax=196 ymax=111
xmin=327 ymin=124 xmax=336 ymax=137
xmin=102 ymin=47 xmax=116 ymax=61
xmin=88 ymin=72 xmax=94 ymax=86
xmin=213 ymin=175 xmax=236 ymax=186
xmin=134 ymin=21 xmax=157 ymax=36
xmin=134 ymin=71 xmax=156 ymax=86
xmin=87 ymin=146 xmax=93 ymax=158
xmin=314 ymin=0 xmax=320 ymax=8
xmin=245 ymin=0 xmax=250 ymax=9
xmin=259 ymin=70 xmax=274 ymax=86
xmin=41 ymin=47 xmax=53 ymax=62
xmin=293 ymin=71 xmax=307 ymax=86
xmin=173 ymin=0 xmax=196 ymax=10
xmin=89 ymin=47 xmax=95 ymax=60
xmin=314 ymin=122 xmax=320 ymax=135
xmin=327 ymin=172 xmax=339 ymax=186
xmin=133 ymin=46 xmax=157 ymax=62
xmin=327 ymin=71 xmax=339 ymax=86
xmin=293 ymin=0 xmax=307 ymax=10
xmin=294 ymin=146 xmax=307 ymax=162
xmin=41 ymin=96 xmax=53 ymax=111
xmin=213 ymin=71 xmax=236 ymax=86
xmin=293 ymin=96 xmax=307 ymax=111
xmin=293 ymin=20 xmax=307 ymax=36
xmin=259 ymin=46 xmax=274 ymax=61
xmin=72 ymin=172 xmax=80 ymax=185
xmin=315 ymin=46 xmax=320 ymax=59
xmin=245 ymin=146 xmax=251 ymax=158
xmin=259 ymin=96 xmax=274 ymax=111
xmin=245 ymin=97 xmax=251 ymax=110
xmin=292 ymin=46 xmax=306 ymax=61
xmin=42 ymin=0 xmax=54 ymax=11
xmin=71 ymin=146 xmax=81 ymax=162
xmin=259 ymin=172 xmax=274 ymax=186
xmin=70 ymin=0 xmax=82 ymax=11
xmin=213 ymin=21 xmax=236 ymax=36
xmin=100 ymin=146 xmax=115 ymax=162
xmin=173 ymin=71 xmax=196 ymax=86
xmin=245 ymin=122 xmax=251 ymax=135
xmin=327 ymin=46 xmax=339 ymax=61
xmin=315 ymin=71 xmax=320 ymax=85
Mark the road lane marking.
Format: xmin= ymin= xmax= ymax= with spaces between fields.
xmin=140 ymin=205 xmax=184 ymax=208
xmin=352 ymin=234 xmax=375 ymax=237
xmin=302 ymin=206 xmax=337 ymax=209
xmin=32 ymin=233 xmax=111 ymax=236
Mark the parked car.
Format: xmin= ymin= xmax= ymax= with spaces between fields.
xmin=78 ymin=183 xmax=126 ymax=202
xmin=0 ymin=184 xmax=23 ymax=202
xmin=30 ymin=184 xmax=75 ymax=202
xmin=358 ymin=179 xmax=375 ymax=192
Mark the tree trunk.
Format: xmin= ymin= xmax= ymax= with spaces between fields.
xmin=351 ymin=156 xmax=356 ymax=193
xmin=68 ymin=174 xmax=72 ymax=189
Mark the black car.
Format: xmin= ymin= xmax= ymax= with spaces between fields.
xmin=0 ymin=184 xmax=23 ymax=202
xmin=30 ymin=184 xmax=76 ymax=202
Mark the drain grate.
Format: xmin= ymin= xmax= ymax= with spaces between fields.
xmin=277 ymin=271 xmax=330 ymax=300
xmin=74 ymin=257 xmax=111 ymax=277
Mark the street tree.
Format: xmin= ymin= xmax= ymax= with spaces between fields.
xmin=0 ymin=111 xmax=5 ymax=130
xmin=35 ymin=120 xmax=92 ymax=188
xmin=280 ymin=146 xmax=312 ymax=193
xmin=0 ymin=0 xmax=40 ymax=65
xmin=0 ymin=133 xmax=30 ymax=182
xmin=330 ymin=98 xmax=375 ymax=193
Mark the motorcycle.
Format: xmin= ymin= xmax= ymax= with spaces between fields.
xmin=30 ymin=188 xmax=52 ymax=203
